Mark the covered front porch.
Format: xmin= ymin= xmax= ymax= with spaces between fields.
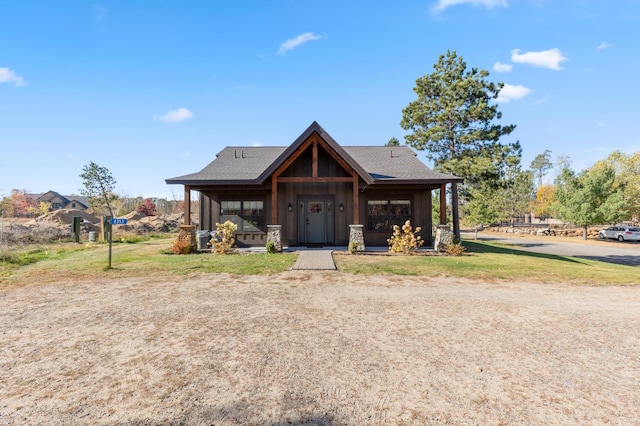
xmin=166 ymin=122 xmax=463 ymax=248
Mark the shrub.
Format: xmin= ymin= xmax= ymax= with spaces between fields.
xmin=265 ymin=240 xmax=278 ymax=254
xmin=137 ymin=198 xmax=157 ymax=216
xmin=348 ymin=240 xmax=358 ymax=254
xmin=210 ymin=220 xmax=238 ymax=255
xmin=445 ymin=242 xmax=467 ymax=256
xmin=171 ymin=237 xmax=193 ymax=254
xmin=387 ymin=220 xmax=424 ymax=254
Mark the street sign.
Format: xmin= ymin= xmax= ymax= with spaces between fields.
xmin=110 ymin=218 xmax=128 ymax=225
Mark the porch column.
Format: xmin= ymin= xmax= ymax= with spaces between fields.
xmin=352 ymin=176 xmax=359 ymax=224
xmin=452 ymin=183 xmax=460 ymax=239
xmin=439 ymin=184 xmax=447 ymax=225
xmin=271 ymin=175 xmax=278 ymax=224
xmin=184 ymin=185 xmax=191 ymax=225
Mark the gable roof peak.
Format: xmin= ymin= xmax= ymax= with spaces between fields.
xmin=256 ymin=121 xmax=374 ymax=185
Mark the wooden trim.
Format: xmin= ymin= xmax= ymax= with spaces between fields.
xmin=266 ymin=131 xmax=365 ymax=228
xmin=440 ymin=184 xmax=446 ymax=225
xmin=312 ymin=139 xmax=318 ymax=177
xmin=271 ymin=134 xmax=317 ymax=178
xmin=277 ymin=176 xmax=354 ymax=183
xmin=271 ymin=174 xmax=278 ymax=224
xmin=270 ymin=132 xmax=361 ymax=182
xmin=184 ymin=185 xmax=191 ymax=225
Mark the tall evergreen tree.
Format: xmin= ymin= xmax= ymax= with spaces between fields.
xmin=530 ymin=149 xmax=553 ymax=187
xmin=385 ymin=137 xmax=400 ymax=146
xmin=400 ymin=50 xmax=519 ymax=237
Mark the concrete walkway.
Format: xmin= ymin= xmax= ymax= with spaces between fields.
xmin=292 ymin=250 xmax=337 ymax=270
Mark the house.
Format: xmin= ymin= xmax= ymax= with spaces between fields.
xmin=36 ymin=191 xmax=89 ymax=211
xmin=166 ymin=122 xmax=462 ymax=247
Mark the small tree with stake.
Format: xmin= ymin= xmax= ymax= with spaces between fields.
xmin=80 ymin=161 xmax=117 ymax=269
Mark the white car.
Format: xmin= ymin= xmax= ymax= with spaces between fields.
xmin=598 ymin=226 xmax=640 ymax=242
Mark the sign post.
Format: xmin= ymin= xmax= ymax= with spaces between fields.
xmin=107 ymin=218 xmax=128 ymax=269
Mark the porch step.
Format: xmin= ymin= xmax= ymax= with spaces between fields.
xmin=292 ymin=250 xmax=336 ymax=270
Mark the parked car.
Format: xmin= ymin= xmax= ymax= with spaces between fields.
xmin=598 ymin=226 xmax=640 ymax=242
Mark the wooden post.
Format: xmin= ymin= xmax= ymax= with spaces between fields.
xmin=312 ymin=139 xmax=318 ymax=177
xmin=271 ymin=174 xmax=278 ymax=224
xmin=440 ymin=184 xmax=447 ymax=225
xmin=184 ymin=185 xmax=191 ymax=225
xmin=352 ymin=176 xmax=359 ymax=224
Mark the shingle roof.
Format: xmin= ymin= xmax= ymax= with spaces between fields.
xmin=165 ymin=123 xmax=463 ymax=186
xmin=344 ymin=146 xmax=460 ymax=182
xmin=167 ymin=147 xmax=287 ymax=184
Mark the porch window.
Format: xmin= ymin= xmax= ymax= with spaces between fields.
xmin=220 ymin=200 xmax=264 ymax=231
xmin=367 ymin=200 xmax=411 ymax=231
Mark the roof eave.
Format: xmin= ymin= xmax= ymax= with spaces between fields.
xmin=371 ymin=177 xmax=465 ymax=185
xmin=165 ymin=178 xmax=263 ymax=186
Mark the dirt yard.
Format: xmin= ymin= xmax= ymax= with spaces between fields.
xmin=1 ymin=272 xmax=639 ymax=425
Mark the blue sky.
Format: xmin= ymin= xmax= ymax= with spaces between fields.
xmin=1 ymin=0 xmax=638 ymax=199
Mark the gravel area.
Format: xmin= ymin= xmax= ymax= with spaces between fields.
xmin=1 ymin=272 xmax=639 ymax=425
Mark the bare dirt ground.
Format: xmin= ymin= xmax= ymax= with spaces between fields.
xmin=1 ymin=272 xmax=639 ymax=425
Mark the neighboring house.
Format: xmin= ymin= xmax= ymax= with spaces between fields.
xmin=166 ymin=122 xmax=463 ymax=247
xmin=36 ymin=191 xmax=89 ymax=211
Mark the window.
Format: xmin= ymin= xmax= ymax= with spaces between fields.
xmin=367 ymin=200 xmax=411 ymax=231
xmin=221 ymin=200 xmax=264 ymax=231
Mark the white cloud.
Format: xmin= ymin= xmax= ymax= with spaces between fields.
xmin=432 ymin=0 xmax=508 ymax=12
xmin=156 ymin=107 xmax=193 ymax=123
xmin=511 ymin=48 xmax=568 ymax=70
xmin=93 ymin=4 xmax=107 ymax=22
xmin=252 ymin=141 xmax=262 ymax=147
xmin=496 ymin=84 xmax=531 ymax=102
xmin=278 ymin=32 xmax=323 ymax=55
xmin=597 ymin=41 xmax=612 ymax=50
xmin=0 ymin=67 xmax=27 ymax=86
xmin=583 ymin=66 xmax=593 ymax=73
xmin=493 ymin=62 xmax=513 ymax=73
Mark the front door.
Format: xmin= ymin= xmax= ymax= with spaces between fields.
xmin=298 ymin=199 xmax=333 ymax=245
xmin=307 ymin=200 xmax=326 ymax=244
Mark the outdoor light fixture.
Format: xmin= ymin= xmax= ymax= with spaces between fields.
xmin=288 ymin=203 xmax=293 ymax=212
xmin=339 ymin=203 xmax=344 ymax=212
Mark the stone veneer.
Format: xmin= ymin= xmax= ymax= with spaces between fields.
xmin=267 ymin=225 xmax=282 ymax=252
xmin=434 ymin=225 xmax=454 ymax=252
xmin=349 ymin=224 xmax=365 ymax=252
xmin=178 ymin=225 xmax=197 ymax=253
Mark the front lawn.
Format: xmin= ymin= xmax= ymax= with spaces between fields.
xmin=2 ymin=237 xmax=637 ymax=286
xmin=1 ymin=237 xmax=297 ymax=286
xmin=333 ymin=240 xmax=638 ymax=285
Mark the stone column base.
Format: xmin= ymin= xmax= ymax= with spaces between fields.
xmin=349 ymin=224 xmax=365 ymax=252
xmin=178 ymin=225 xmax=197 ymax=253
xmin=434 ymin=225 xmax=453 ymax=252
xmin=267 ymin=225 xmax=282 ymax=252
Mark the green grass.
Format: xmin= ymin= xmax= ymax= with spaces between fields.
xmin=2 ymin=237 xmax=637 ymax=286
xmin=1 ymin=237 xmax=297 ymax=285
xmin=334 ymin=239 xmax=639 ymax=285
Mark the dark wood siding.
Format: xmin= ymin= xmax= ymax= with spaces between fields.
xmin=199 ymin=188 xmax=270 ymax=247
xmin=360 ymin=186 xmax=434 ymax=246
xmin=278 ymin=181 xmax=352 ymax=246
xmin=280 ymin=145 xmax=351 ymax=178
